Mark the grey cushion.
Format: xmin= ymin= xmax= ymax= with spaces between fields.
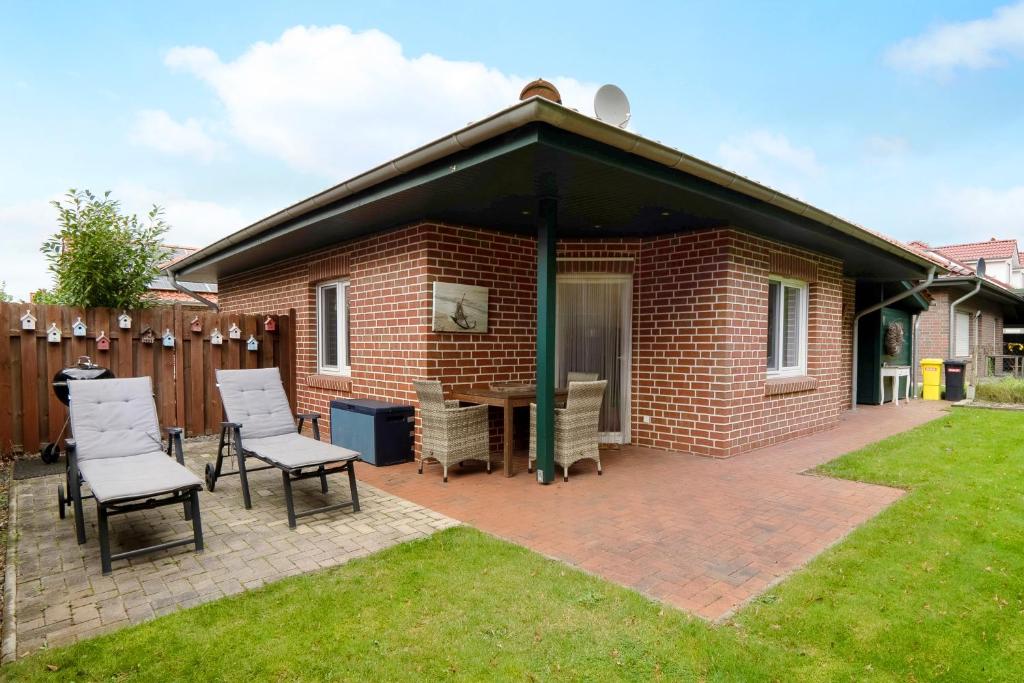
xmin=243 ymin=433 xmax=359 ymax=470
xmin=69 ymin=377 xmax=164 ymax=461
xmin=78 ymin=451 xmax=202 ymax=503
xmin=216 ymin=368 xmax=297 ymax=439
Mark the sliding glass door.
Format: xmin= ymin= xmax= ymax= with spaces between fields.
xmin=555 ymin=274 xmax=632 ymax=443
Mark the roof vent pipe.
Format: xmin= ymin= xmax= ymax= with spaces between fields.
xmin=519 ymin=79 xmax=562 ymax=104
xmin=851 ymin=267 xmax=936 ymax=411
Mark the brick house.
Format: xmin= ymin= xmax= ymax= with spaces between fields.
xmin=149 ymin=245 xmax=218 ymax=307
xmin=907 ymin=242 xmax=1024 ymax=385
xmin=168 ymin=90 xmax=939 ymax=476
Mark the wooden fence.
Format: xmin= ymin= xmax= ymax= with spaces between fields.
xmin=0 ymin=302 xmax=295 ymax=457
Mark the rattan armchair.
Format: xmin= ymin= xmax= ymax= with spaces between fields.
xmin=413 ymin=380 xmax=492 ymax=483
xmin=565 ymin=371 xmax=598 ymax=384
xmin=528 ymin=380 xmax=607 ymax=482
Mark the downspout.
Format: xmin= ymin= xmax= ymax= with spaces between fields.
xmin=852 ymin=267 xmax=936 ymax=411
xmin=911 ymin=313 xmax=919 ymax=398
xmin=168 ymin=271 xmax=219 ymax=311
xmin=973 ymin=310 xmax=982 ymax=388
xmin=948 ymin=278 xmax=982 ymax=358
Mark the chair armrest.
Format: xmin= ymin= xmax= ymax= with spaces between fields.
xmin=444 ymin=400 xmax=461 ymax=409
xmin=296 ymin=413 xmax=322 ymax=441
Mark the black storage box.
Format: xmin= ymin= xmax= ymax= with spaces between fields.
xmin=943 ymin=359 xmax=967 ymax=402
xmin=330 ymin=399 xmax=414 ymax=466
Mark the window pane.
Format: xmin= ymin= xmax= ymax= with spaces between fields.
xmin=767 ymin=282 xmax=779 ymax=370
xmin=782 ymin=285 xmax=801 ymax=368
xmin=321 ymin=286 xmax=338 ymax=368
xmin=343 ymin=286 xmax=351 ymax=368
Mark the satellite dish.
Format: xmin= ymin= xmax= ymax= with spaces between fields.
xmin=976 ymin=257 xmax=986 ymax=278
xmin=594 ymin=84 xmax=630 ymax=128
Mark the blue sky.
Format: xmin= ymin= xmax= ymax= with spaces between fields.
xmin=2 ymin=1 xmax=1023 ymax=298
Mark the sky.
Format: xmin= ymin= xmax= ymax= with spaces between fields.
xmin=2 ymin=0 xmax=1024 ymax=299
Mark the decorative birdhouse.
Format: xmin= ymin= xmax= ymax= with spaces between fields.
xmin=162 ymin=329 xmax=176 ymax=348
xmin=46 ymin=322 xmax=62 ymax=343
xmin=246 ymin=335 xmax=259 ymax=352
xmin=95 ymin=331 xmax=110 ymax=351
xmin=20 ymin=310 xmax=36 ymax=331
xmin=118 ymin=312 xmax=132 ymax=329
xmin=190 ymin=316 xmax=203 ymax=334
xmin=263 ymin=316 xmax=277 ymax=333
xmin=72 ymin=317 xmax=87 ymax=337
xmin=210 ymin=328 xmax=224 ymax=346
xmin=140 ymin=326 xmax=156 ymax=345
xmin=228 ymin=323 xmax=241 ymax=340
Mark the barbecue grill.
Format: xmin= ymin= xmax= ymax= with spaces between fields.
xmin=42 ymin=356 xmax=114 ymax=463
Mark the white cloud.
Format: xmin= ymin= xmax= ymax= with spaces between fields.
xmin=130 ymin=109 xmax=225 ymax=162
xmin=937 ymin=184 xmax=1024 ymax=235
xmin=865 ymin=135 xmax=910 ymax=159
xmin=717 ymin=130 xmax=822 ymax=197
xmin=0 ymin=188 xmax=247 ymax=300
xmin=886 ymin=1 xmax=1024 ymax=75
xmin=164 ymin=25 xmax=598 ymax=177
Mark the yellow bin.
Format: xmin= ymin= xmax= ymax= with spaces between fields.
xmin=921 ymin=358 xmax=944 ymax=400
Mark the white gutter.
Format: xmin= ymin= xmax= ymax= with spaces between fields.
xmin=851 ymin=267 xmax=937 ymax=410
xmin=948 ymin=279 xmax=982 ymax=359
xmin=169 ymin=97 xmax=938 ymax=280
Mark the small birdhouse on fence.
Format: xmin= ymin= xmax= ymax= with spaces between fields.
xmin=72 ymin=317 xmax=87 ymax=337
xmin=228 ymin=323 xmax=241 ymax=340
xmin=210 ymin=328 xmax=224 ymax=346
xmin=263 ymin=316 xmax=277 ymax=333
xmin=246 ymin=335 xmax=259 ymax=352
xmin=140 ymin=326 xmax=156 ymax=345
xmin=95 ymin=331 xmax=110 ymax=351
xmin=162 ymin=329 xmax=176 ymax=348
xmin=190 ymin=316 xmax=203 ymax=334
xmin=46 ymin=322 xmax=62 ymax=343
xmin=118 ymin=312 xmax=132 ymax=329
xmin=20 ymin=311 xmax=36 ymax=331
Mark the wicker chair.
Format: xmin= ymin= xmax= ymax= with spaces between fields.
xmin=566 ymin=371 xmax=598 ymax=384
xmin=528 ymin=380 xmax=607 ymax=482
xmin=413 ymin=380 xmax=492 ymax=483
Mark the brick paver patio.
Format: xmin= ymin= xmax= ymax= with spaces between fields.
xmin=358 ymin=401 xmax=948 ymax=620
xmin=2 ymin=441 xmax=456 ymax=660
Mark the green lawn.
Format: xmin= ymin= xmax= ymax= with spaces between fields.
xmin=4 ymin=409 xmax=1024 ymax=681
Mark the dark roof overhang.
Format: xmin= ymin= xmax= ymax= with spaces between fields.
xmin=170 ymin=99 xmax=938 ymax=284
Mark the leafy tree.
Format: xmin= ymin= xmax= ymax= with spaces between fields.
xmin=41 ymin=189 xmax=171 ymax=309
xmin=0 ymin=281 xmax=12 ymax=303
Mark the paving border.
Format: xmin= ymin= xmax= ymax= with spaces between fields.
xmin=2 ymin=466 xmax=20 ymax=663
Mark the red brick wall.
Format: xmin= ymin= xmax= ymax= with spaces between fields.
xmin=219 ymin=222 xmax=855 ymax=457
xmin=915 ymin=288 xmax=1004 ymax=385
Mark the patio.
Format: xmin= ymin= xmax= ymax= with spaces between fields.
xmin=2 ymin=442 xmax=456 ymax=660
xmin=358 ymin=400 xmax=948 ymax=620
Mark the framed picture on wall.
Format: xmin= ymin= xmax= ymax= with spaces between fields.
xmin=432 ymin=282 xmax=488 ymax=333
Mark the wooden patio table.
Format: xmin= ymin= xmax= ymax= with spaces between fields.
xmin=449 ymin=386 xmax=569 ymax=477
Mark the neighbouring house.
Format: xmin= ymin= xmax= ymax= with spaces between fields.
xmin=916 ymin=237 xmax=1024 ymax=291
xmin=148 ymin=245 xmax=218 ymax=307
xmin=907 ymin=242 xmax=1024 ymax=385
xmin=168 ymin=82 xmax=941 ymax=466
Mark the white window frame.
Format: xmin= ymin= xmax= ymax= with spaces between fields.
xmin=316 ymin=279 xmax=350 ymax=375
xmin=766 ymin=276 xmax=809 ymax=378
xmin=955 ymin=311 xmax=971 ymax=358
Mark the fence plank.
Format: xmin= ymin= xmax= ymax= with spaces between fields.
xmin=158 ymin=307 xmax=175 ymax=428
xmin=19 ymin=304 xmax=40 ymax=455
xmin=280 ymin=310 xmax=296 ymax=410
xmin=0 ymin=306 xmax=13 ymax=454
xmin=187 ymin=311 xmax=204 ymax=436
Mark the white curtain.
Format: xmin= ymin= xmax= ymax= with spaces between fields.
xmin=556 ymin=276 xmax=630 ymax=440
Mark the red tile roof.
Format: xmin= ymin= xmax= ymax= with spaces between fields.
xmin=932 ymin=238 xmax=1019 ymax=262
xmin=905 ymin=241 xmax=1019 ymax=293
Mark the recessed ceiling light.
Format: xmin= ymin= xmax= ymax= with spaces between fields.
xmin=660 ymin=211 xmax=670 ymax=217
xmin=593 ymin=224 xmax=602 ymax=229
xmin=521 ymin=210 xmax=531 ymax=215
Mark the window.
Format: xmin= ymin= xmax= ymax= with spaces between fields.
xmin=955 ymin=311 xmax=971 ymax=358
xmin=767 ymin=278 xmax=808 ymax=376
xmin=317 ymin=280 xmax=350 ymax=374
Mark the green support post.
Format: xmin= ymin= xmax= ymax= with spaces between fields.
xmin=535 ymin=197 xmax=557 ymax=484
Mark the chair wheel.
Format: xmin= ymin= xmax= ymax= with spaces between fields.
xmin=57 ymin=484 xmax=66 ymax=519
xmin=205 ymin=463 xmax=216 ymax=492
xmin=41 ymin=442 xmax=60 ymax=464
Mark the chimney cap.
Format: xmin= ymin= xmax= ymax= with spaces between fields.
xmin=520 ymin=78 xmax=562 ymax=104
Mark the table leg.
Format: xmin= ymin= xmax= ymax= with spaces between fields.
xmin=894 ymin=376 xmax=899 ymax=406
xmin=503 ymin=399 xmax=514 ymax=477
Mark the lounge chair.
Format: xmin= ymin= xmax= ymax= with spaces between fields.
xmin=413 ymin=380 xmax=491 ymax=482
xmin=528 ymin=380 xmax=607 ymax=481
xmin=210 ymin=368 xmax=360 ymax=528
xmin=64 ymin=377 xmax=204 ymax=574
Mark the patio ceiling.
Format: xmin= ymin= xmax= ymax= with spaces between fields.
xmin=172 ymin=100 xmax=936 ymax=284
